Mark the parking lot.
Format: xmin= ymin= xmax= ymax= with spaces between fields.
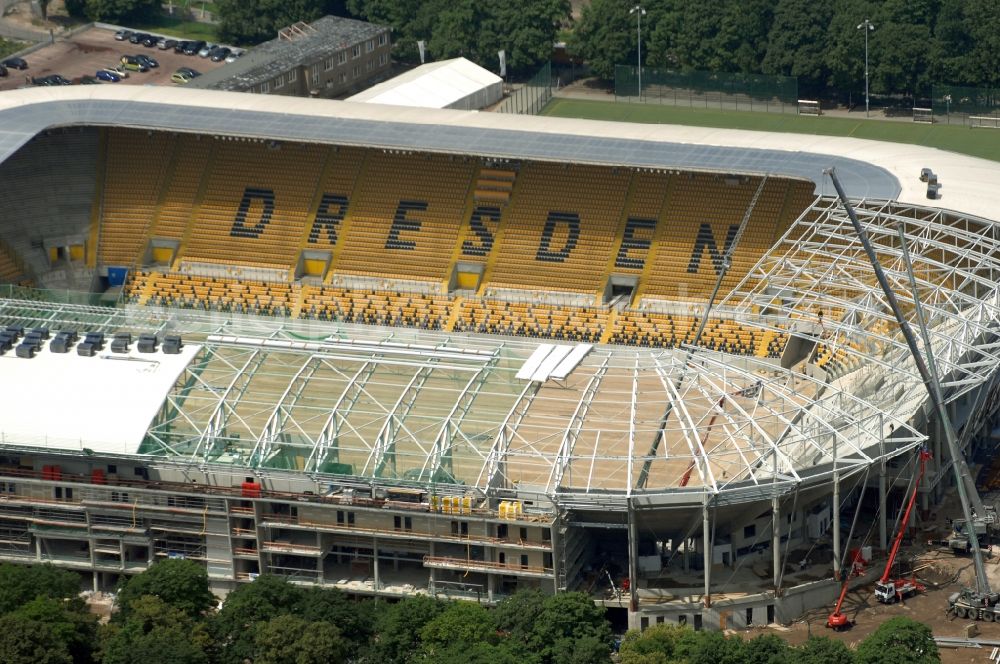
xmin=0 ymin=26 xmax=231 ymax=91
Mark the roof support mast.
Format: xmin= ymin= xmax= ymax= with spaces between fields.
xmin=826 ymin=167 xmax=990 ymax=598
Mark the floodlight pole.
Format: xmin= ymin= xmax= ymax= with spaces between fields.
xmin=857 ymin=19 xmax=874 ymax=118
xmin=630 ymin=5 xmax=645 ymax=101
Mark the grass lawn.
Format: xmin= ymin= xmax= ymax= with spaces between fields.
xmin=542 ymin=98 xmax=1000 ymax=163
xmin=130 ymin=15 xmax=218 ymax=42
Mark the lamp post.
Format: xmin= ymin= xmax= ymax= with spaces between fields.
xmin=857 ymin=18 xmax=875 ymax=118
xmin=630 ymin=5 xmax=646 ymax=100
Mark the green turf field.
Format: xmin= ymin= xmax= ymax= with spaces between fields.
xmin=542 ymin=98 xmax=1000 ymax=163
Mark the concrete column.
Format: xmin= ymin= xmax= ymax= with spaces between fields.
xmin=627 ymin=502 xmax=639 ymax=612
xmin=702 ymin=501 xmax=712 ymax=607
xmin=772 ymin=497 xmax=781 ymax=590
xmin=35 ymin=537 xmax=41 ymax=562
xmin=429 ymin=541 xmax=436 ymax=594
xmin=879 ymin=462 xmax=888 ymax=550
xmin=373 ymin=537 xmax=380 ymax=591
xmin=832 ymin=471 xmax=841 ymax=580
xmin=550 ymin=516 xmax=561 ymax=594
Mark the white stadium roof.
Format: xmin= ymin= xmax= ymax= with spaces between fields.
xmin=0 ymin=86 xmax=996 ymax=218
xmin=347 ymin=57 xmax=503 ymax=110
xmin=0 ymin=339 xmax=199 ymax=456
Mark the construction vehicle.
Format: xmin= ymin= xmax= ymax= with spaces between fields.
xmin=828 ymin=169 xmax=999 ymax=623
xmin=928 ymin=515 xmax=992 ymax=554
xmin=874 ymin=449 xmax=931 ymax=604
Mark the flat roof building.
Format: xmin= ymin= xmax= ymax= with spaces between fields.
xmin=189 ymin=15 xmax=392 ymax=98
xmin=348 ymin=57 xmax=503 ymax=111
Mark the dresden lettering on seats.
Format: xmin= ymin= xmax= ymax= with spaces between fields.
xmin=536 ymin=212 xmax=580 ymax=263
xmin=308 ymin=194 xmax=349 ymax=245
xmin=229 ymin=187 xmax=275 ymax=239
xmin=461 ymin=206 xmax=501 ymax=256
xmin=687 ymin=223 xmax=739 ymax=274
xmin=616 ymin=217 xmax=656 ymax=269
xmin=385 ymin=200 xmax=427 ymax=251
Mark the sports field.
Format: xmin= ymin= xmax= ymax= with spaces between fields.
xmin=542 ymin=98 xmax=1000 ymax=163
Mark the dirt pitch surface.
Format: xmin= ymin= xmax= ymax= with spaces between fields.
xmin=0 ymin=26 xmax=229 ymax=91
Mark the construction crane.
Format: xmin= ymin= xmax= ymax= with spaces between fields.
xmin=826 ymin=169 xmax=999 ymax=621
xmin=874 ymin=449 xmax=931 ymax=604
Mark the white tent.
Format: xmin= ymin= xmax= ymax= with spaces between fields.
xmin=348 ymin=57 xmax=503 ymax=111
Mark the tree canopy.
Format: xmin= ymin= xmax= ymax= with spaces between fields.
xmin=0 ymin=562 xmax=80 ymax=613
xmin=114 ymin=559 xmax=216 ymax=622
xmin=566 ymin=0 xmax=1000 ymax=97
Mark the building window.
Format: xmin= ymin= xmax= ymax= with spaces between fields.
xmin=366 ymin=39 xmax=374 ymax=53
xmin=338 ymin=50 xmax=347 ymax=64
xmin=743 ymin=524 xmax=756 ymax=539
xmin=339 ymin=73 xmax=347 ymax=84
xmin=259 ymin=81 xmax=270 ymax=93
xmin=324 ymin=57 xmax=334 ymax=71
xmin=274 ymin=74 xmax=284 ymax=89
xmin=107 ymin=464 xmax=117 ymax=474
xmin=519 ymin=527 xmax=528 ymax=541
xmin=352 ymin=65 xmax=360 ymax=79
xmin=543 ymin=552 xmax=552 ymax=568
xmin=352 ymin=44 xmax=361 ymax=58
xmin=366 ymin=59 xmax=374 ymax=72
xmin=378 ymin=54 xmax=388 ymax=66
xmin=520 ymin=554 xmax=529 ymax=568
xmin=288 ymin=69 xmax=297 ymax=82
xmin=337 ymin=510 xmax=344 ymax=524
xmin=378 ymin=33 xmax=387 ymax=46
xmin=497 ymin=524 xmax=508 ymax=538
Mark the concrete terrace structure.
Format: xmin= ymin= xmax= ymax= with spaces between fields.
xmin=189 ymin=16 xmax=391 ymax=98
xmin=0 ymin=87 xmax=997 ymax=630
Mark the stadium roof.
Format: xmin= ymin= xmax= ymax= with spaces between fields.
xmin=0 ymin=340 xmax=200 ymax=456
xmin=2 ymin=86 xmax=998 ymax=217
xmin=347 ymin=58 xmax=503 ymax=110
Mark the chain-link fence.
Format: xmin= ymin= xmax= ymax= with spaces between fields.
xmin=495 ymin=62 xmax=552 ymax=115
xmin=614 ymin=66 xmax=799 ymax=113
xmin=931 ymin=85 xmax=1000 ymax=125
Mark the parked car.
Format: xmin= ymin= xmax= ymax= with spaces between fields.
xmin=128 ymin=32 xmax=148 ymax=44
xmin=224 ymin=49 xmax=243 ymax=63
xmin=102 ymin=65 xmax=129 ymax=79
xmin=76 ymin=75 xmax=100 ymax=85
xmin=33 ymin=74 xmax=70 ymax=86
xmin=197 ymin=43 xmax=216 ymax=57
xmin=114 ymin=29 xmax=132 ymax=41
xmin=209 ymin=47 xmax=231 ymax=62
xmin=174 ymin=40 xmax=192 ymax=54
xmin=119 ymin=55 xmax=148 ymax=73
xmin=183 ymin=41 xmax=206 ymax=56
xmin=135 ymin=54 xmax=159 ymax=69
xmin=141 ymin=34 xmax=159 ymax=47
xmin=2 ymin=57 xmax=27 ymax=70
xmin=157 ymin=38 xmax=177 ymax=50
xmin=95 ymin=69 xmax=122 ymax=82
xmin=171 ymin=70 xmax=194 ymax=84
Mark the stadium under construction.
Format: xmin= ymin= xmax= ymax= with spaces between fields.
xmin=0 ymin=87 xmax=999 ymax=630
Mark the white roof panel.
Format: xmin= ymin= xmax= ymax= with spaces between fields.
xmin=516 ymin=344 xmax=554 ymax=380
xmin=0 ymin=341 xmax=198 ymax=455
xmin=348 ymin=57 xmax=501 ymax=109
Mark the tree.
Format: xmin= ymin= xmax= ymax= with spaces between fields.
xmin=11 ymin=597 xmax=98 ymax=664
xmin=761 ymin=0 xmax=834 ymax=95
xmin=416 ymin=641 xmax=521 ymax=664
xmin=855 ymin=616 xmax=940 ymax=664
xmin=619 ymin=624 xmax=689 ymax=664
xmin=478 ymin=0 xmax=571 ymax=75
xmin=419 ymin=600 xmax=498 ymax=658
xmin=211 ymin=575 xmax=304 ymax=664
xmin=114 ymin=559 xmax=216 ymax=622
xmin=347 ymin=0 xmax=439 ymax=62
xmin=294 ymin=586 xmax=377 ymax=658
xmin=100 ymin=596 xmax=212 ymax=664
xmin=253 ymin=614 xmax=346 ymax=664
xmin=79 ymin=0 xmax=160 ymax=22
xmin=216 ymin=0 xmax=341 ymax=46
xmin=533 ymin=592 xmax=613 ymax=664
xmin=796 ymin=636 xmax=855 ymax=664
xmin=675 ymin=629 xmax=748 ymax=664
xmin=0 ymin=563 xmax=80 ymax=613
xmin=369 ymin=595 xmax=446 ymax=664
xmin=0 ymin=613 xmax=73 ymax=664
xmin=744 ymin=633 xmax=792 ymax=664
xmin=569 ymin=0 xmax=638 ymax=80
